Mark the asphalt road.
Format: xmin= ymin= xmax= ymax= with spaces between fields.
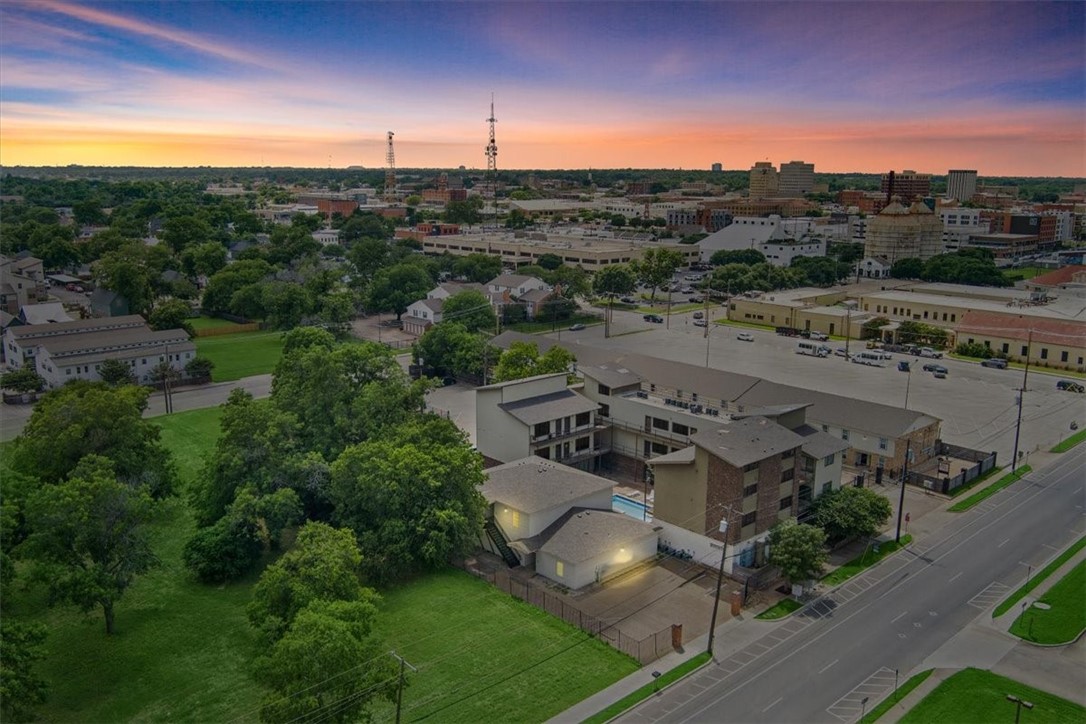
xmin=618 ymin=444 xmax=1086 ymax=723
xmin=558 ymin=309 xmax=1083 ymax=462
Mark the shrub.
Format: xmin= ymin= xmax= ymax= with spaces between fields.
xmin=182 ymin=517 xmax=263 ymax=583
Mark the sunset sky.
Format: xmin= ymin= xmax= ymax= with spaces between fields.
xmin=1 ymin=0 xmax=1083 ymax=175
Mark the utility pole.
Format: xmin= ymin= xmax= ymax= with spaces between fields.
xmin=844 ymin=306 xmax=852 ymax=359
xmin=895 ymin=439 xmax=911 ymax=543
xmin=1011 ymin=329 xmax=1033 ymax=473
xmin=390 ymin=650 xmax=417 ymax=724
xmin=706 ymin=514 xmax=730 ymax=658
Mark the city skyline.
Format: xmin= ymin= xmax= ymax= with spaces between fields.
xmin=1 ymin=1 xmax=1083 ymax=175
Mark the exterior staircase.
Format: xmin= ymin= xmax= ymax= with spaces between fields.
xmin=484 ymin=519 xmax=520 ymax=568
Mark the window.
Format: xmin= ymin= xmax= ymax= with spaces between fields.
xmin=822 ymin=424 xmax=829 ymax=433
xmin=598 ymin=383 xmax=611 ymax=396
xmin=1061 ymin=351 xmax=1068 ymax=363
xmin=575 ymin=437 xmax=589 ymax=452
xmin=781 ymin=448 xmax=794 ymax=460
xmin=823 ymin=453 xmax=836 ymax=466
xmin=743 ymin=483 xmax=758 ymax=497
xmin=651 ymin=442 xmax=668 ymax=455
xmin=741 ymin=511 xmax=757 ymax=527
xmin=534 ymin=422 xmax=550 ymax=438
xmin=1021 ymin=345 xmax=1028 ymax=356
xmin=841 ymin=429 xmax=850 ymax=441
xmin=575 ymin=412 xmax=590 ymax=427
xmin=743 ymin=461 xmax=759 ymax=472
xmin=779 ymin=497 xmax=792 ymax=511
xmin=599 ymin=404 xmax=610 ymax=418
xmin=822 ymin=482 xmax=833 ymax=495
xmin=555 ymin=561 xmax=564 ymax=578
xmin=511 ymin=510 xmax=520 ymax=528
xmin=649 ymin=384 xmax=656 ymax=392
xmin=1040 ymin=348 xmax=1048 ymax=360
xmin=879 ymin=438 xmax=888 ymax=451
xmin=672 ymin=422 xmax=689 ymax=436
xmin=781 ymin=468 xmax=794 ymax=483
xmin=1002 ymin=343 xmax=1009 ymax=354
xmin=537 ymin=447 xmax=550 ymax=460
xmin=652 ymin=417 xmax=669 ymax=430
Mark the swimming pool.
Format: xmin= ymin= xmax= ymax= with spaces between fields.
xmin=612 ymin=493 xmax=653 ymax=522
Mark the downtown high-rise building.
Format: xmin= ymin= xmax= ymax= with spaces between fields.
xmin=880 ymin=170 xmax=932 ymax=200
xmin=777 ymin=161 xmax=815 ymax=198
xmin=947 ymin=169 xmax=978 ymax=202
xmin=749 ymin=161 xmax=778 ymax=198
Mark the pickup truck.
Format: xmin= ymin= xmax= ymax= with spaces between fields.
xmin=917 ymin=347 xmax=943 ymax=359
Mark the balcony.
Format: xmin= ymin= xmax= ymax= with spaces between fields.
xmin=554 ymin=443 xmax=612 ymax=465
xmin=530 ymin=420 xmax=608 ymax=444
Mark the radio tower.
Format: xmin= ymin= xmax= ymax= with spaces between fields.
xmin=384 ymin=131 xmax=397 ymax=203
xmin=485 ymin=96 xmax=498 ymax=227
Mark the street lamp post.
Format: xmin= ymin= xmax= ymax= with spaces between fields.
xmin=706 ymin=517 xmax=730 ymax=658
xmin=1006 ymin=695 xmax=1034 ymax=724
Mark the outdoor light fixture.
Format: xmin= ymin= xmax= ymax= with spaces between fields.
xmin=1007 ymin=694 xmax=1034 ymax=724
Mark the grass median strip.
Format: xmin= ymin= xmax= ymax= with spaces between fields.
xmin=947 ymin=466 xmax=1004 ymax=498
xmin=859 ymin=669 xmax=933 ymax=723
xmin=1051 ymin=427 xmax=1086 ymax=453
xmin=582 ymin=652 xmax=712 ymax=724
xmin=898 ymin=668 xmax=1086 ymax=723
xmin=821 ymin=536 xmax=912 ymax=587
xmin=947 ymin=465 xmax=1031 ymax=512
xmin=993 ymin=535 xmax=1086 ymax=618
xmin=1009 ymin=560 xmax=1086 ymax=644
xmin=755 ymin=598 xmax=802 ymax=620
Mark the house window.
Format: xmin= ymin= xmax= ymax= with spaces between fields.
xmin=537 ymin=447 xmax=550 ymax=460
xmin=651 ymin=442 xmax=668 ymax=455
xmin=575 ymin=437 xmax=590 ymax=452
xmin=781 ymin=448 xmax=794 ymax=460
xmin=841 ymin=429 xmax=850 ymax=441
xmin=534 ymin=422 xmax=549 ymax=438
xmin=781 ymin=468 xmax=794 ymax=483
xmin=1002 ymin=343 xmax=1009 ymax=354
xmin=741 ymin=511 xmax=757 ymax=527
xmin=652 ymin=417 xmax=669 ymax=430
xmin=779 ymin=497 xmax=792 ymax=511
xmin=1021 ymin=345 xmax=1028 ymax=356
xmin=1061 ymin=351 xmax=1068 ymax=363
xmin=823 ymin=453 xmax=836 ymax=466
xmin=599 ymin=404 xmax=610 ymax=418
xmin=743 ymin=483 xmax=758 ymax=497
xmin=1040 ymin=348 xmax=1048 ymax=360
xmin=672 ymin=422 xmax=689 ymax=436
xmin=879 ymin=438 xmax=888 ymax=451
xmin=575 ymin=412 xmax=590 ymax=427
xmin=822 ymin=482 xmax=833 ymax=495
xmin=743 ymin=461 xmax=759 ymax=473
xmin=555 ymin=560 xmax=564 ymax=577
xmin=511 ymin=510 xmax=520 ymax=528
xmin=598 ymin=383 xmax=611 ymax=396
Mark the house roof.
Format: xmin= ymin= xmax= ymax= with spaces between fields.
xmin=489 ymin=273 xmax=541 ymax=289
xmin=482 ymin=456 xmax=613 ymax=514
xmin=1026 ymin=265 xmax=1086 ymax=288
xmin=436 ymin=281 xmax=487 ymax=295
xmin=957 ymin=311 xmax=1086 ymax=348
xmin=794 ymin=424 xmax=851 ymax=459
xmin=519 ymin=288 xmax=552 ymax=303
xmin=730 ymin=403 xmax=812 ymax=419
xmin=18 ymin=302 xmax=73 ymax=325
xmin=408 ymin=298 xmax=444 ymax=314
xmin=497 ymin=389 xmax=599 ymax=426
xmin=647 ymin=446 xmax=696 ymax=465
xmin=538 ymin=508 xmax=659 ymax=563
xmin=690 ymin=416 xmax=805 ymax=468
xmin=37 ymin=326 xmax=192 ymax=358
xmin=6 ymin=315 xmax=146 ymax=339
xmin=477 ymin=371 xmax=568 ymax=391
xmin=580 ymin=363 xmax=642 ymax=389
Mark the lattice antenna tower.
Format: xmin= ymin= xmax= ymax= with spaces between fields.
xmin=485 ymin=95 xmax=498 ymax=226
xmin=385 ymin=131 xmax=397 ymax=203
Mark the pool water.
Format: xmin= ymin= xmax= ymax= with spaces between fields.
xmin=612 ymin=493 xmax=653 ymax=521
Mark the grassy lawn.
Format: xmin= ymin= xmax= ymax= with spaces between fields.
xmin=948 ymin=465 xmax=1031 ymax=512
xmin=994 ymin=536 xmax=1086 ymax=618
xmin=188 ymin=316 xmax=241 ymax=331
xmin=755 ymin=598 xmax=803 ymax=620
xmin=1002 ymin=266 xmax=1049 ymax=282
xmin=372 ymin=568 xmax=640 ymax=723
xmin=1051 ymin=427 xmax=1086 ymax=453
xmin=1010 ymin=561 xmax=1086 ymax=644
xmin=583 ymin=652 xmax=712 ymax=724
xmin=898 ymin=668 xmax=1086 ymax=724
xmin=152 ymin=405 xmax=224 ymax=482
xmin=507 ymin=313 xmax=601 ymax=334
xmin=821 ymin=536 xmax=912 ymax=587
xmin=860 ymin=669 xmax=933 ymax=723
xmin=947 ymin=466 xmax=1004 ymax=498
xmin=194 ymin=329 xmax=285 ymax=381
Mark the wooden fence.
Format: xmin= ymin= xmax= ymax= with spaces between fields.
xmin=194 ymin=322 xmax=261 ymax=337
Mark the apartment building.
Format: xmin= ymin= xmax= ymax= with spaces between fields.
xmin=881 ymin=170 xmax=932 ymax=200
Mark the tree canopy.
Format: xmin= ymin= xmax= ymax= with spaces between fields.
xmin=441 ymin=290 xmax=497 ymax=333
xmin=630 ymin=248 xmax=682 ymax=300
xmin=813 ymin=487 xmax=892 ymax=543
xmin=366 ymin=263 xmax=433 ymax=319
xmin=768 ymin=519 xmax=827 ymax=586
xmin=493 ymin=341 xmax=576 ymax=383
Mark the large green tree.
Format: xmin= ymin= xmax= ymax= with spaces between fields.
xmin=329 ymin=423 xmax=486 ymax=583
xmin=493 ymin=341 xmax=576 ymax=383
xmin=92 ymin=244 xmax=154 ymax=314
xmin=159 ymin=215 xmax=212 ymax=253
xmin=366 ymin=263 xmax=433 ymax=320
xmin=592 ymin=264 xmax=636 ymax=304
xmin=0 ymin=368 xmax=45 ymax=393
xmin=202 ymin=259 xmax=273 ymax=315
xmin=181 ymin=241 xmax=228 ymax=278
xmin=441 ymin=290 xmax=496 ymax=333
xmin=22 ymin=457 xmax=157 ymax=634
xmin=630 ymin=248 xmax=683 ymax=301
xmin=147 ymin=298 xmax=195 ymax=335
xmin=813 ymin=487 xmax=893 ymax=543
xmin=0 ymin=620 xmax=48 ymax=722
xmin=768 ymin=519 xmax=828 ymax=586
xmin=709 ymin=248 xmax=766 ymax=266
xmin=452 ymin=253 xmax=502 ymax=283
xmin=414 ymin=322 xmax=487 ymax=378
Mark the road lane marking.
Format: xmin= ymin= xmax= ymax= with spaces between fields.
xmin=997 ymin=538 xmax=1011 ymax=548
xmin=819 ymin=659 xmax=839 ymax=674
xmin=891 ymin=611 xmax=908 ymax=623
xmin=948 ymin=571 xmax=963 ymax=583
xmin=762 ymin=697 xmax=782 ymax=712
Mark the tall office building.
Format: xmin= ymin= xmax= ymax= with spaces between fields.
xmin=711 ymin=162 xmax=723 ymax=173
xmin=749 ymin=161 xmax=778 ymax=199
xmin=880 ymin=170 xmax=931 ymax=200
xmin=947 ymin=169 xmax=978 ymax=202
xmin=777 ymin=161 xmax=815 ymax=198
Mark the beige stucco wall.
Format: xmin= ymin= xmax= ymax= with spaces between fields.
xmin=652 ymin=447 xmax=710 ymax=536
xmin=536 ymin=531 xmax=658 ymax=590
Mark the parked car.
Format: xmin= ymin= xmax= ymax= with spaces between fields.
xmin=835 ymin=347 xmax=849 ymax=358
xmin=737 ymin=332 xmax=754 ymax=342
xmin=644 ymin=314 xmax=664 ymax=323
xmin=933 ymin=369 xmax=947 ymax=379
xmin=680 ymin=287 xmax=695 ymax=294
xmin=568 ymin=323 xmax=586 ymax=331
xmin=809 ymin=331 xmax=829 ymax=342
xmin=65 ymin=283 xmax=84 ymax=293
xmin=693 ymin=319 xmax=708 ymax=327
xmin=692 ymin=311 xmax=704 ymax=319
xmin=981 ymin=358 xmax=1008 ymax=369
xmin=1056 ymin=380 xmax=1085 ymax=393
xmin=917 ymin=347 xmax=943 ymax=359
xmin=923 ymin=363 xmax=948 ymax=375
xmin=620 ymin=296 xmax=637 ymax=304
xmin=689 ymin=296 xmax=703 ymax=303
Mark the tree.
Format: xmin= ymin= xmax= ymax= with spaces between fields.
xmin=441 ymin=290 xmax=496 ymax=333
xmin=147 ymin=298 xmax=195 ymax=335
xmin=538 ymin=253 xmax=563 ymax=270
xmin=861 ymin=316 xmax=890 ymax=340
xmin=159 ymin=215 xmax=212 ymax=253
xmin=592 ymin=264 xmax=636 ymax=305
xmin=182 ymin=514 xmax=263 ymax=584
xmin=0 ymin=367 xmax=45 ymax=393
xmin=493 ymin=341 xmax=575 ymax=382
xmin=253 ymin=598 xmax=396 ymax=724
xmin=768 ymin=519 xmax=827 ymax=586
xmin=329 ymin=426 xmax=486 ymax=583
xmin=791 ymin=256 xmax=850 ymax=287
xmin=93 ymin=244 xmax=154 ymax=314
xmin=630 ymin=248 xmax=683 ymax=301
xmin=414 ymin=322 xmax=486 ymax=378
xmin=181 ymin=241 xmax=228 ymax=278
xmin=201 ymin=259 xmax=273 ymax=315
xmin=890 ymin=257 xmax=924 ymax=280
xmin=444 ymin=197 xmax=483 ymax=226
xmin=366 ymin=263 xmax=432 ymax=320
xmin=452 ymin=253 xmax=502 ymax=283
xmin=281 ymin=326 xmax=337 ymax=355
xmin=260 ymin=281 xmax=314 ymax=330
xmin=11 ymin=382 xmax=177 ymax=497
xmin=96 ymin=358 xmax=136 ymax=386
xmin=22 ymin=458 xmax=157 ymax=634
xmin=184 ymin=355 xmax=214 ymax=380
xmin=813 ymin=487 xmax=893 ymax=543
xmin=247 ymin=522 xmax=365 ymax=641
xmin=346 ymin=237 xmax=389 ymax=284
xmin=0 ymin=620 xmax=49 ymax=722
xmin=709 ymin=248 xmax=766 ymax=267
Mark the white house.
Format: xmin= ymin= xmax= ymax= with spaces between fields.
xmin=402 ymin=298 xmax=444 ymax=337
xmin=487 ymin=274 xmax=549 ymax=298
xmin=481 ymin=456 xmax=659 ymax=589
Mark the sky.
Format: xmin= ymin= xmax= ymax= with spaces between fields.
xmin=1 ymin=1 xmax=1083 ymax=175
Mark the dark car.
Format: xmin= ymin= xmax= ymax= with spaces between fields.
xmin=923 ymin=363 xmax=948 ymax=375
xmin=1056 ymin=380 xmax=1085 ymax=393
xmin=620 ymin=297 xmax=637 ymax=304
xmin=981 ymin=358 xmax=1008 ymax=369
xmin=644 ymin=314 xmax=664 ymax=323
xmin=897 ymin=360 xmax=911 ymax=372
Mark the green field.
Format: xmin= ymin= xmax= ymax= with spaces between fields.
xmin=1010 ymin=561 xmax=1086 ymax=644
xmin=754 ymin=598 xmax=802 ymax=620
xmin=1002 ymin=266 xmax=1049 ymax=282
xmin=373 ymin=569 xmax=640 ymax=723
xmin=9 ymin=405 xmax=639 ymax=723
xmin=898 ymin=668 xmax=1086 ymax=724
xmin=994 ymin=536 xmax=1086 ymax=618
xmin=194 ymin=329 xmax=285 ymax=381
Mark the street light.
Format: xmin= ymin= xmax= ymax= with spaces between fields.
xmin=706 ymin=517 xmax=729 ymax=658
xmin=1006 ymin=695 xmax=1034 ymax=724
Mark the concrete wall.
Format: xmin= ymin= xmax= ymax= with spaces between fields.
xmin=653 ymin=447 xmax=709 ymax=541
xmin=475 ymin=389 xmax=530 ymax=463
xmin=536 ymin=531 xmax=658 ymax=590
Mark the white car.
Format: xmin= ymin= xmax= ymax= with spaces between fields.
xmin=736 ymin=332 xmax=754 ymax=342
